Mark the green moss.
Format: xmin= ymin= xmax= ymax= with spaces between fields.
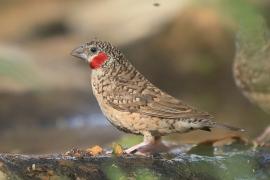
xmin=135 ymin=168 xmax=159 ymax=180
xmin=221 ymin=155 xmax=258 ymax=180
xmin=104 ymin=164 xmax=127 ymax=180
xmin=220 ymin=0 xmax=268 ymax=54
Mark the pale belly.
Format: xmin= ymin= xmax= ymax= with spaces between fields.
xmin=96 ymin=95 xmax=152 ymax=135
xmin=94 ymin=94 xmax=192 ymax=136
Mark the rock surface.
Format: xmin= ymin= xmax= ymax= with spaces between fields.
xmin=0 ymin=147 xmax=270 ymax=180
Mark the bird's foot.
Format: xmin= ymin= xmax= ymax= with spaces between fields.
xmin=255 ymin=126 xmax=270 ymax=146
xmin=124 ymin=140 xmax=170 ymax=155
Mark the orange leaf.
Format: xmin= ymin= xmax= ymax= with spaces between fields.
xmin=112 ymin=143 xmax=124 ymax=157
xmin=86 ymin=145 xmax=103 ymax=156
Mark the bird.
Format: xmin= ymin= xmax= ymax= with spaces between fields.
xmin=71 ymin=40 xmax=244 ymax=154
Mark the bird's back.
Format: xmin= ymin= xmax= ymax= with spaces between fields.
xmin=91 ymin=60 xmax=217 ymax=135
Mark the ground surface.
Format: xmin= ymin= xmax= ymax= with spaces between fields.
xmin=0 ymin=143 xmax=270 ymax=180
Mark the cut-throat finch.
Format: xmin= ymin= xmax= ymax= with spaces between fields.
xmin=71 ymin=40 xmax=244 ymax=154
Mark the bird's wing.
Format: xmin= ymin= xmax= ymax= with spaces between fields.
xmin=104 ymin=76 xmax=213 ymax=121
xmin=139 ymin=91 xmax=213 ymax=120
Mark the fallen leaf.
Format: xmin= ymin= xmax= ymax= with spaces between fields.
xmin=86 ymin=145 xmax=103 ymax=156
xmin=112 ymin=143 xmax=124 ymax=156
xmin=64 ymin=148 xmax=84 ymax=157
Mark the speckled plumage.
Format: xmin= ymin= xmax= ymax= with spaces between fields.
xmin=71 ymin=40 xmax=242 ymax=153
xmin=89 ymin=41 xmax=215 ymax=136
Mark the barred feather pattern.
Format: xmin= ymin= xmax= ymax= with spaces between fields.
xmin=89 ymin=41 xmax=220 ymax=136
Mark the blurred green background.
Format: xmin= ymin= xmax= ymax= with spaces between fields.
xmin=0 ymin=0 xmax=269 ymax=154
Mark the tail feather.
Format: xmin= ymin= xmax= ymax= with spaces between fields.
xmin=215 ymin=123 xmax=245 ymax=132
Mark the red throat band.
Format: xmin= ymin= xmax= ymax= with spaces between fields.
xmin=90 ymin=52 xmax=108 ymax=69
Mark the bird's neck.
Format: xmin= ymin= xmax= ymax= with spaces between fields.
xmin=91 ymin=59 xmax=140 ymax=87
xmin=93 ymin=58 xmax=128 ymax=76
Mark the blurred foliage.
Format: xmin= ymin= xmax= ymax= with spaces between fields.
xmin=0 ymin=56 xmax=39 ymax=88
xmin=192 ymin=0 xmax=268 ymax=53
xmin=219 ymin=0 xmax=268 ymax=54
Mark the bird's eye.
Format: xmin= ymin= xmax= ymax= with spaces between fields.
xmin=90 ymin=47 xmax=97 ymax=53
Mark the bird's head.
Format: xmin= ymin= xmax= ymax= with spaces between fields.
xmin=71 ymin=40 xmax=123 ymax=70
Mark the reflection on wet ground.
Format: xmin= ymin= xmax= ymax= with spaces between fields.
xmin=0 ymin=92 xmax=123 ymax=154
xmin=0 ymin=113 xmax=122 ymax=154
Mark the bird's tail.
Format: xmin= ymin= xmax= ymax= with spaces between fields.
xmin=215 ymin=123 xmax=245 ymax=132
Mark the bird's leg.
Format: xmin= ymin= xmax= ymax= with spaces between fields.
xmin=255 ymin=126 xmax=270 ymax=146
xmin=124 ymin=132 xmax=169 ymax=154
xmin=124 ymin=141 xmax=150 ymax=154
xmin=124 ymin=133 xmax=154 ymax=154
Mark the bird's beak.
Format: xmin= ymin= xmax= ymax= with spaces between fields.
xmin=71 ymin=46 xmax=88 ymax=61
